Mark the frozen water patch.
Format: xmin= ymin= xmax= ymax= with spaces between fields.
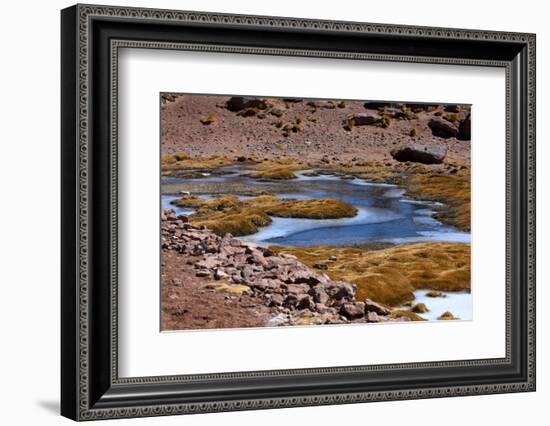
xmin=384 ymin=188 xmax=406 ymax=198
xmin=161 ymin=195 xmax=195 ymax=216
xmin=383 ymin=231 xmax=471 ymax=244
xmin=410 ymin=290 xmax=472 ymax=321
xmin=242 ymin=207 xmax=403 ymax=243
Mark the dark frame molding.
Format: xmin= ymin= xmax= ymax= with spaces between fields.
xmin=61 ymin=4 xmax=536 ymax=421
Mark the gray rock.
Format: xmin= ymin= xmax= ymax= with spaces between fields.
xmin=366 ymin=311 xmax=381 ymax=323
xmin=458 ymin=113 xmax=471 ymax=141
xmin=428 ymin=116 xmax=459 ymax=138
xmin=364 ymin=298 xmax=390 ymax=315
xmin=340 ymin=302 xmax=365 ymax=320
xmin=350 ymin=112 xmax=380 ymax=126
xmin=313 ymin=263 xmax=328 ymax=270
xmin=390 ymin=143 xmax=447 ymax=164
xmin=266 ymin=313 xmax=289 ymax=327
xmin=226 ymin=96 xmax=267 ymax=112
xmin=309 ymin=286 xmax=330 ymax=304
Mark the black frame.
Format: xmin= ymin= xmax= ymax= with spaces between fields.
xmin=61 ymin=4 xmax=536 ymax=421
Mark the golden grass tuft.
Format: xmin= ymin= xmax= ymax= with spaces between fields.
xmin=201 ymin=282 xmax=251 ymax=295
xmin=389 ymin=310 xmax=425 ymax=321
xmin=273 ymin=242 xmax=470 ymax=306
xmin=172 ymin=195 xmax=357 ymax=236
xmin=200 ymin=114 xmax=217 ymax=125
xmin=161 ymin=154 xmax=231 ymax=172
xmin=406 ymin=169 xmax=470 ymax=231
xmin=248 ymin=168 xmax=296 ymax=180
xmin=248 ymin=195 xmax=357 ymax=219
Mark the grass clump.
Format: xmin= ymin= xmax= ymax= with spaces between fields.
xmin=249 ymin=195 xmax=357 ymax=219
xmin=172 ymin=195 xmax=357 ymax=236
xmin=406 ymin=169 xmax=471 ymax=231
xmin=273 ymin=242 xmax=470 ymax=307
xmin=409 ymin=126 xmax=419 ymax=137
xmin=161 ymin=154 xmax=232 ymax=174
xmin=389 ymin=310 xmax=425 ymax=321
xmin=200 ymin=114 xmax=217 ymax=125
xmin=248 ymin=168 xmax=296 ymax=180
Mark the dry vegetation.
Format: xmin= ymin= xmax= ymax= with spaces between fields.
xmin=161 ymin=152 xmax=231 ymax=174
xmin=172 ymin=194 xmax=357 ymax=236
xmin=273 ymin=242 xmax=470 ymax=306
xmin=406 ymin=168 xmax=471 ymax=231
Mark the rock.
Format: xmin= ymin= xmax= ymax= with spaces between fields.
xmin=428 ymin=116 xmax=459 ymax=138
xmin=226 ymin=96 xmax=267 ymax=111
xmin=328 ymin=256 xmax=337 ymax=261
xmin=390 ymin=143 xmax=447 ymax=164
xmin=366 ymin=311 xmax=380 ymax=323
xmin=444 ymin=104 xmax=461 ymax=113
xmin=286 ymin=283 xmax=310 ymax=295
xmin=252 ymin=278 xmax=283 ymax=291
xmin=458 ymin=113 xmax=471 ymax=141
xmin=426 ymin=290 xmax=446 ymax=298
xmin=340 ymin=302 xmax=365 ymax=320
xmin=296 ymin=295 xmax=314 ymax=310
xmin=313 ymin=263 xmax=328 ymax=270
xmin=171 ymin=278 xmax=182 ymax=286
xmin=411 ymin=303 xmax=429 ymax=314
xmin=267 ymin=293 xmax=285 ymax=307
xmin=364 ymin=299 xmax=390 ymax=315
xmin=266 ymin=313 xmax=289 ymax=327
xmin=364 ymin=102 xmax=389 ymax=110
xmin=195 ymin=270 xmax=211 ymax=278
xmin=438 ymin=311 xmax=458 ymax=320
xmin=349 ymin=112 xmax=380 ymax=126
xmin=309 ymin=286 xmax=330 ymax=304
xmin=325 ymin=281 xmax=355 ymax=300
xmin=214 ymin=269 xmax=229 ymax=280
xmin=249 ymin=250 xmax=268 ymax=267
xmin=283 ymin=294 xmax=299 ymax=308
xmin=195 ymin=258 xmax=220 ymax=269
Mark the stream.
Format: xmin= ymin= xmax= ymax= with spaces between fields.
xmin=161 ymin=169 xmax=472 ymax=320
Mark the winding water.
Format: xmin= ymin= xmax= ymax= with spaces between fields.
xmin=161 ymin=169 xmax=470 ymax=247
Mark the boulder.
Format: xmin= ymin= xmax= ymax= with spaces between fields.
xmin=226 ymin=96 xmax=267 ymax=111
xmin=325 ymin=281 xmax=355 ymax=300
xmin=340 ymin=302 xmax=365 ymax=320
xmin=366 ymin=311 xmax=381 ymax=323
xmin=309 ymin=286 xmax=330 ymax=305
xmin=426 ymin=290 xmax=446 ymax=298
xmin=349 ymin=112 xmax=380 ymax=126
xmin=438 ymin=311 xmax=458 ymax=320
xmin=428 ymin=116 xmax=459 ymax=138
xmin=444 ymin=104 xmax=461 ymax=113
xmin=364 ymin=101 xmax=389 ymax=110
xmin=390 ymin=143 xmax=447 ymax=164
xmin=296 ymin=295 xmax=315 ymax=310
xmin=458 ymin=113 xmax=471 ymax=141
xmin=364 ymin=298 xmax=390 ymax=316
xmin=411 ymin=303 xmax=429 ymax=314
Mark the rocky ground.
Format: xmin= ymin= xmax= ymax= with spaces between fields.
xmin=161 ymin=94 xmax=471 ymax=168
xmin=161 ymin=210 xmax=414 ymax=330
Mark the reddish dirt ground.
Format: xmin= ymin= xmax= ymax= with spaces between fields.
xmin=160 ymin=95 xmax=470 ymax=168
xmin=161 ymin=251 xmax=273 ymax=330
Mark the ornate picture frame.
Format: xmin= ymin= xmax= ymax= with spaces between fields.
xmin=61 ymin=4 xmax=535 ymax=421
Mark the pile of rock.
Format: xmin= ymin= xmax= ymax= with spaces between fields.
xmin=162 ymin=209 xmax=397 ymax=325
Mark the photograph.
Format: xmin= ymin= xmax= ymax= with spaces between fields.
xmin=160 ymin=94 xmax=472 ymax=331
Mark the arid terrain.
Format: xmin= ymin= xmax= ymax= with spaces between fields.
xmin=160 ymin=94 xmax=472 ymax=330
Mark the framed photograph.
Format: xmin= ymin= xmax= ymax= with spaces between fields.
xmin=61 ymin=4 xmax=536 ymax=421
